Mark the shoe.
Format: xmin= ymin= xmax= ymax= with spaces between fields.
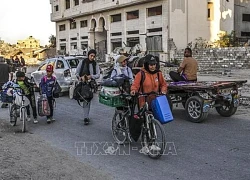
xmin=84 ymin=118 xmax=90 ymax=125
xmin=149 ymin=145 xmax=161 ymax=151
xmin=27 ymin=116 xmax=31 ymax=122
xmin=47 ymin=118 xmax=51 ymax=124
xmin=51 ymin=117 xmax=55 ymax=122
xmin=33 ymin=118 xmax=38 ymax=124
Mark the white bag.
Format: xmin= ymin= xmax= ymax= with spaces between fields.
xmin=69 ymin=81 xmax=77 ymax=99
xmin=14 ymin=93 xmax=30 ymax=106
xmin=101 ymin=86 xmax=121 ymax=97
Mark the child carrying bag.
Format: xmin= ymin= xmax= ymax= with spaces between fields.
xmin=37 ymin=95 xmax=50 ymax=116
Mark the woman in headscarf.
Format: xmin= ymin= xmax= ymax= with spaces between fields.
xmin=75 ymin=49 xmax=100 ymax=125
xmin=110 ymin=55 xmax=133 ymax=80
xmin=130 ymin=54 xmax=167 ymax=109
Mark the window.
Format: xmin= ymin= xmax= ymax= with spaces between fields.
xmin=127 ymin=37 xmax=139 ymax=47
xmin=56 ymin=60 xmax=64 ymax=69
xmin=81 ymin=36 xmax=88 ymax=39
xmin=241 ymin=32 xmax=250 ymax=36
xmin=67 ymin=59 xmax=79 ymax=68
xmin=70 ymin=22 xmax=76 ymax=29
xmin=65 ymin=0 xmax=70 ymax=9
xmin=242 ymin=14 xmax=250 ymax=22
xmin=60 ymin=45 xmax=66 ymax=51
xmin=71 ymin=37 xmax=77 ymax=40
xmin=80 ymin=20 xmax=88 ymax=28
xmin=112 ymin=42 xmax=122 ymax=51
xmin=127 ymin=30 xmax=139 ymax=35
xmin=74 ymin=0 xmax=79 ymax=6
xmin=71 ymin=43 xmax=77 ymax=49
xmin=127 ymin=10 xmax=139 ymax=20
xmin=81 ymin=42 xmax=88 ymax=50
xmin=147 ymin=6 xmax=162 ymax=17
xmin=207 ymin=2 xmax=214 ymax=21
xmin=59 ymin=24 xmax=66 ymax=31
xmin=39 ymin=60 xmax=56 ymax=71
xmin=148 ymin=28 xmax=162 ymax=33
xmin=111 ymin=32 xmax=122 ymax=36
xmin=60 ymin=39 xmax=66 ymax=42
xmin=54 ymin=5 xmax=59 ymax=12
xmin=111 ymin=14 xmax=121 ymax=22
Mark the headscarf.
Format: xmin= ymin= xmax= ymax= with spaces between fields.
xmin=143 ymin=54 xmax=160 ymax=74
xmin=88 ymin=49 xmax=97 ymax=56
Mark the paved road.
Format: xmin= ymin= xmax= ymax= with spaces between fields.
xmin=1 ymin=67 xmax=249 ymax=180
xmin=1 ymin=92 xmax=249 ymax=180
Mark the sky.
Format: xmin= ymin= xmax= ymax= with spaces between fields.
xmin=0 ymin=0 xmax=56 ymax=46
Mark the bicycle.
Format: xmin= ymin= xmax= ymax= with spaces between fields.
xmin=112 ymin=92 xmax=166 ymax=159
xmin=9 ymin=86 xmax=31 ymax=133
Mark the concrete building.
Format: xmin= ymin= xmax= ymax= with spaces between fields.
xmin=17 ymin=36 xmax=40 ymax=49
xmin=50 ymin=0 xmax=250 ymax=61
xmin=234 ymin=0 xmax=250 ymax=44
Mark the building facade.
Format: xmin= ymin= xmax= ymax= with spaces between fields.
xmin=17 ymin=36 xmax=40 ymax=49
xmin=50 ymin=0 xmax=250 ymax=61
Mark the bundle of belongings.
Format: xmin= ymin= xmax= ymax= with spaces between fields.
xmin=1 ymin=81 xmax=16 ymax=104
xmin=99 ymin=74 xmax=131 ymax=107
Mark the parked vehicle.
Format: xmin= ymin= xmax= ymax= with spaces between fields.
xmin=31 ymin=56 xmax=81 ymax=92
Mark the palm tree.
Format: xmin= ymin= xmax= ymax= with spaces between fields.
xmin=49 ymin=35 xmax=56 ymax=48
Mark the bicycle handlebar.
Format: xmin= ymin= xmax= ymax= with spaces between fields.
xmin=134 ymin=91 xmax=160 ymax=97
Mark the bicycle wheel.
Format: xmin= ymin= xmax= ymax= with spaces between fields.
xmin=112 ymin=110 xmax=128 ymax=145
xmin=141 ymin=118 xmax=166 ymax=159
xmin=21 ymin=107 xmax=27 ymax=133
xmin=9 ymin=104 xmax=18 ymax=126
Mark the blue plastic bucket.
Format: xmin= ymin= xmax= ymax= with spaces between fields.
xmin=151 ymin=95 xmax=173 ymax=124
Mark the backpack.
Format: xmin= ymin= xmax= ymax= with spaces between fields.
xmin=139 ymin=71 xmax=160 ymax=93
xmin=73 ymin=81 xmax=93 ymax=103
xmin=39 ymin=76 xmax=61 ymax=98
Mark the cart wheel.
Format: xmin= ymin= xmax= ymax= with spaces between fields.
xmin=215 ymin=101 xmax=237 ymax=117
xmin=185 ymin=96 xmax=208 ymax=123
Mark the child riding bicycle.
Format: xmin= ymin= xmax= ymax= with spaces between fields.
xmin=15 ymin=71 xmax=38 ymax=124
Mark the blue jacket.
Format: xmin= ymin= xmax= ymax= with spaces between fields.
xmin=40 ymin=75 xmax=56 ymax=97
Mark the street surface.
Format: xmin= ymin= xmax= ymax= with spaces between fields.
xmin=0 ymin=67 xmax=250 ymax=180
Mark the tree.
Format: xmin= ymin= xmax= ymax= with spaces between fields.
xmin=213 ymin=31 xmax=239 ymax=47
xmin=49 ymin=35 xmax=56 ymax=48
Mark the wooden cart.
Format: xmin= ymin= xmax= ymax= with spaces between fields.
xmin=167 ymin=80 xmax=247 ymax=123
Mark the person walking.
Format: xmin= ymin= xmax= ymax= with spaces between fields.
xmin=0 ymin=57 xmax=11 ymax=108
xmin=14 ymin=56 xmax=21 ymax=67
xmin=40 ymin=64 xmax=57 ymax=124
xmin=15 ymin=71 xmax=38 ymax=124
xmin=75 ymin=49 xmax=100 ymax=125
xmin=20 ymin=56 xmax=25 ymax=67
xmin=169 ymin=48 xmax=198 ymax=82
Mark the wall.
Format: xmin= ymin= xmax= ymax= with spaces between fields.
xmin=173 ymin=47 xmax=250 ymax=71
